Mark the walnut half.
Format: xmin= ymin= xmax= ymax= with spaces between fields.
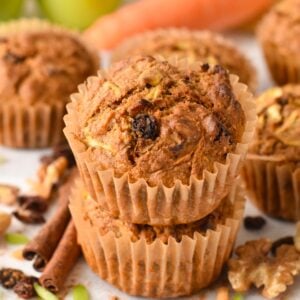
xmin=228 ymin=238 xmax=300 ymax=299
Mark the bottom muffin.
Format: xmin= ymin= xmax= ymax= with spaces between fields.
xmin=70 ymin=180 xmax=245 ymax=298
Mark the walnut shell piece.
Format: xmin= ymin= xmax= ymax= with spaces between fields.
xmin=228 ymin=238 xmax=300 ymax=299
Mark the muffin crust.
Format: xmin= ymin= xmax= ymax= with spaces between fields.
xmin=0 ymin=32 xmax=98 ymax=105
xmin=74 ymin=56 xmax=246 ymax=187
xmin=250 ymin=85 xmax=300 ymax=160
xmin=112 ymin=29 xmax=256 ymax=90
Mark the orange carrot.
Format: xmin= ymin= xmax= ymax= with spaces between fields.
xmin=83 ymin=0 xmax=273 ymax=50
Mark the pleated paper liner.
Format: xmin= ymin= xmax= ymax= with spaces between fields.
xmin=0 ymin=102 xmax=66 ymax=148
xmin=259 ymin=39 xmax=300 ymax=85
xmin=64 ymin=69 xmax=256 ymax=225
xmin=0 ymin=19 xmax=99 ymax=148
xmin=69 ymin=179 xmax=245 ymax=298
xmin=111 ymin=28 xmax=257 ymax=92
xmin=242 ymin=153 xmax=300 ymax=221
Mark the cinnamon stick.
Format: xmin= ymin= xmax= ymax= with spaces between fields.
xmin=39 ymin=221 xmax=81 ymax=293
xmin=23 ymin=169 xmax=78 ymax=271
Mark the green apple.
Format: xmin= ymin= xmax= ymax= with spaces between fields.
xmin=38 ymin=0 xmax=121 ymax=30
xmin=0 ymin=0 xmax=23 ymax=21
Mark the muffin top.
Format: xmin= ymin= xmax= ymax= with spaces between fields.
xmin=72 ymin=56 xmax=246 ymax=187
xmin=249 ymin=85 xmax=300 ymax=160
xmin=0 ymin=31 xmax=98 ymax=105
xmin=112 ymin=29 xmax=256 ymax=90
xmin=82 ymin=184 xmax=236 ymax=244
xmin=257 ymin=0 xmax=300 ymax=54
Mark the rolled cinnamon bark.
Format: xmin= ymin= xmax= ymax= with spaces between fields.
xmin=39 ymin=221 xmax=81 ymax=293
xmin=23 ymin=169 xmax=78 ymax=271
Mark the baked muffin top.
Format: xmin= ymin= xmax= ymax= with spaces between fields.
xmin=257 ymin=0 xmax=300 ymax=54
xmin=250 ymin=85 xmax=300 ymax=160
xmin=72 ymin=56 xmax=246 ymax=187
xmin=0 ymin=31 xmax=98 ymax=105
xmin=112 ymin=29 xmax=256 ymax=90
xmin=82 ymin=185 xmax=235 ymax=244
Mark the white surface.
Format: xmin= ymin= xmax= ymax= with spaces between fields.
xmin=0 ymin=33 xmax=299 ymax=300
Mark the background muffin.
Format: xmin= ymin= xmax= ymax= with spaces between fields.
xmin=70 ymin=178 xmax=245 ymax=298
xmin=64 ymin=56 xmax=256 ymax=225
xmin=112 ymin=29 xmax=257 ymax=91
xmin=257 ymin=0 xmax=300 ymax=85
xmin=242 ymin=85 xmax=300 ymax=221
xmin=0 ymin=19 xmax=99 ymax=148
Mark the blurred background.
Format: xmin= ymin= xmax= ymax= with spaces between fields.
xmin=0 ymin=0 xmax=276 ymax=32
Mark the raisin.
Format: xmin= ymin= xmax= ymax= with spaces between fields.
xmin=3 ymin=51 xmax=25 ymax=64
xmin=244 ymin=216 xmax=266 ymax=230
xmin=271 ymin=236 xmax=294 ymax=256
xmin=201 ymin=63 xmax=210 ymax=72
xmin=132 ymin=114 xmax=159 ymax=140
xmin=13 ymin=276 xmax=38 ymax=299
xmin=0 ymin=268 xmax=25 ymax=289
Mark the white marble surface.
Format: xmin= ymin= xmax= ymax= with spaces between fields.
xmin=0 ymin=33 xmax=299 ymax=300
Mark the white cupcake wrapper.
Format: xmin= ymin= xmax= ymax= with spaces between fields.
xmin=70 ymin=180 xmax=245 ymax=298
xmin=242 ymin=154 xmax=300 ymax=221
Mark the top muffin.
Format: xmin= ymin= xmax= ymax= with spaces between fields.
xmin=0 ymin=31 xmax=98 ymax=106
xmin=69 ymin=56 xmax=246 ymax=187
xmin=112 ymin=29 xmax=256 ymax=90
xmin=257 ymin=0 xmax=300 ymax=56
xmin=250 ymin=85 xmax=300 ymax=160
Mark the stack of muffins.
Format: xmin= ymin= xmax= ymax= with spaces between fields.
xmin=65 ymin=53 xmax=256 ymax=297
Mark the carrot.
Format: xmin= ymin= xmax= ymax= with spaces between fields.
xmin=83 ymin=0 xmax=273 ymax=50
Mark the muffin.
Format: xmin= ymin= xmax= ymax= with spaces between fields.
xmin=64 ymin=56 xmax=256 ymax=225
xmin=242 ymin=85 xmax=300 ymax=221
xmin=257 ymin=0 xmax=300 ymax=85
xmin=69 ymin=178 xmax=245 ymax=298
xmin=112 ymin=29 xmax=257 ymax=91
xmin=0 ymin=19 xmax=99 ymax=148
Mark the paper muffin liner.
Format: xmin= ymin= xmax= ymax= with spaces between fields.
xmin=259 ymin=39 xmax=300 ymax=85
xmin=0 ymin=19 xmax=99 ymax=148
xmin=69 ymin=179 xmax=245 ymax=298
xmin=242 ymin=154 xmax=300 ymax=221
xmin=64 ymin=70 xmax=255 ymax=225
xmin=64 ymin=68 xmax=255 ymax=225
xmin=111 ymin=28 xmax=257 ymax=92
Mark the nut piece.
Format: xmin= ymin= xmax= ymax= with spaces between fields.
xmin=228 ymin=239 xmax=300 ymax=299
xmin=29 ymin=157 xmax=68 ymax=199
xmin=0 ymin=184 xmax=19 ymax=205
xmin=0 ymin=211 xmax=11 ymax=236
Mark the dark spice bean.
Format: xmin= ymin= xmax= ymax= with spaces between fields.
xmin=244 ymin=216 xmax=266 ymax=230
xmin=13 ymin=276 xmax=38 ymax=299
xmin=0 ymin=268 xmax=25 ymax=289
